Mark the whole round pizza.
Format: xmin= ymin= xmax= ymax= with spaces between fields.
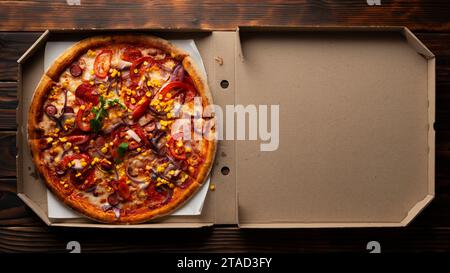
xmin=27 ymin=35 xmax=216 ymax=224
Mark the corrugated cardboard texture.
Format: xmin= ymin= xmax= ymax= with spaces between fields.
xmin=235 ymin=30 xmax=433 ymax=226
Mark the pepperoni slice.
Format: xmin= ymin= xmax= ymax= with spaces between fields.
xmin=108 ymin=192 xmax=120 ymax=206
xmin=121 ymin=46 xmax=142 ymax=62
xmin=75 ymin=83 xmax=99 ymax=105
xmin=70 ymin=63 xmax=83 ymax=77
xmin=45 ymin=104 xmax=58 ymax=117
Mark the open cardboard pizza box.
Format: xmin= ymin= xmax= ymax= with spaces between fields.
xmin=16 ymin=27 xmax=435 ymax=228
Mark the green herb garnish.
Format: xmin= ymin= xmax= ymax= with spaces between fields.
xmin=89 ymin=96 xmax=126 ymax=133
xmin=117 ymin=142 xmax=129 ymax=157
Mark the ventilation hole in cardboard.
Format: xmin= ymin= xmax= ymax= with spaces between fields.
xmin=220 ymin=80 xmax=229 ymax=89
xmin=221 ymin=166 xmax=230 ymax=175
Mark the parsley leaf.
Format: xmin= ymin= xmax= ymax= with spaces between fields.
xmin=117 ymin=142 xmax=129 ymax=157
xmin=107 ymin=98 xmax=126 ymax=109
xmin=90 ymin=119 xmax=102 ymax=133
xmin=88 ymin=96 xmax=125 ymax=133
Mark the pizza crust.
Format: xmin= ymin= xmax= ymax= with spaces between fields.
xmin=28 ymin=35 xmax=216 ymax=224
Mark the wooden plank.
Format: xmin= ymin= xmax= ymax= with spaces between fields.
xmin=0 ymin=132 xmax=16 ymax=177
xmin=0 ymin=0 xmax=449 ymax=32
xmin=0 ymin=82 xmax=17 ymax=130
xmin=0 ymin=226 xmax=450 ymax=252
xmin=0 ymin=32 xmax=42 ymax=81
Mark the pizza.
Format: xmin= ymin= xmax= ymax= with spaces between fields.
xmin=27 ymin=35 xmax=216 ymax=224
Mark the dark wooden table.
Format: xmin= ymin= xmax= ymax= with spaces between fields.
xmin=1 ymin=0 xmax=450 ymax=253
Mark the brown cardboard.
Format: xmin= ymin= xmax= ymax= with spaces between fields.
xmin=234 ymin=27 xmax=434 ymax=227
xmin=17 ymin=27 xmax=434 ymax=228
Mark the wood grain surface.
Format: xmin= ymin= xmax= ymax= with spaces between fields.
xmin=1 ymin=0 xmax=450 ymax=253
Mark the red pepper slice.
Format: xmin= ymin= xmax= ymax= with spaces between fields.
xmin=131 ymin=96 xmax=150 ymax=120
xmin=75 ymin=83 xmax=99 ymax=105
xmin=117 ymin=178 xmax=131 ymax=200
xmin=66 ymin=135 xmax=91 ymax=145
xmin=131 ymin=124 xmax=150 ymax=146
xmin=130 ymin=56 xmax=155 ymax=81
xmin=76 ymin=104 xmax=94 ymax=132
xmin=158 ymin=81 xmax=196 ymax=102
xmin=168 ymin=138 xmax=187 ymax=160
xmin=94 ymin=49 xmax=112 ymax=78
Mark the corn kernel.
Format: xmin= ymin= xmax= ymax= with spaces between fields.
xmin=101 ymin=147 xmax=108 ymax=153
xmin=136 ymin=147 xmax=142 ymax=152
xmin=134 ymin=68 xmax=139 ymax=74
xmin=79 ymin=105 xmax=86 ymax=110
xmin=90 ymin=69 xmax=95 ymax=75
xmin=209 ymin=184 xmax=216 ymax=191
xmin=87 ymin=49 xmax=96 ymax=57
xmin=64 ymin=184 xmax=69 ymax=188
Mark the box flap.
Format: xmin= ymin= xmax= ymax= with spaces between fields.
xmin=234 ymin=27 xmax=434 ymax=227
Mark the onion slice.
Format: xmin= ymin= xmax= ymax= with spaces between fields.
xmin=126 ymin=129 xmax=142 ymax=143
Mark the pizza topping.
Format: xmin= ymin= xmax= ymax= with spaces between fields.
xmin=94 ymin=49 xmax=113 ymax=78
xmin=86 ymin=96 xmax=126 ymax=134
xmin=125 ymin=157 xmax=148 ymax=183
xmin=168 ymin=137 xmax=187 ymax=160
xmin=66 ymin=135 xmax=91 ymax=145
xmin=147 ymin=184 xmax=172 ymax=209
xmin=125 ymin=129 xmax=141 ymax=143
xmin=121 ymin=46 xmax=143 ymax=62
xmin=45 ymin=104 xmax=58 ymax=117
xmin=70 ymin=63 xmax=83 ymax=77
xmin=75 ymin=83 xmax=99 ymax=105
xmin=158 ymin=81 xmax=196 ymax=104
xmin=76 ymin=104 xmax=95 ymax=132
xmin=169 ymin=63 xmax=185 ymax=82
xmin=117 ymin=178 xmax=131 ymax=200
xmin=131 ymin=96 xmax=150 ymax=120
xmin=107 ymin=192 xmax=120 ymax=206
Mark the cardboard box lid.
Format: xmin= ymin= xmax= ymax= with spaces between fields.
xmin=232 ymin=27 xmax=434 ymax=227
